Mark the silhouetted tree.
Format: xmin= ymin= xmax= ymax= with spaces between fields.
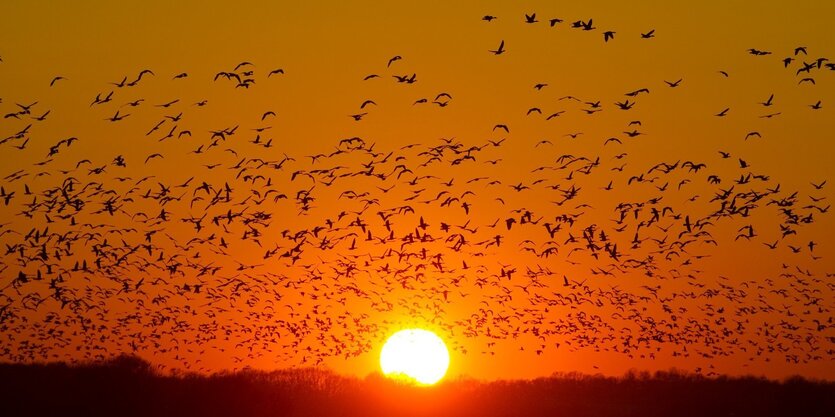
xmin=0 ymin=357 xmax=831 ymax=417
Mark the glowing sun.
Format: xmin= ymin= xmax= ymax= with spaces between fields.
xmin=380 ymin=328 xmax=450 ymax=385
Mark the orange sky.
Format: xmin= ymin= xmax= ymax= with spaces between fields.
xmin=0 ymin=1 xmax=833 ymax=381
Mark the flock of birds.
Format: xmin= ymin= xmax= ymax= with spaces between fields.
xmin=0 ymin=10 xmax=833 ymax=376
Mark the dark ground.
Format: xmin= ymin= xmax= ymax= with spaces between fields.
xmin=1 ymin=355 xmax=832 ymax=417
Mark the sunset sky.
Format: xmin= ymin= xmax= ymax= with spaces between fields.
xmin=1 ymin=1 xmax=833 ymax=381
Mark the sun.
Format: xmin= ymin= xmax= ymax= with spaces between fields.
xmin=380 ymin=328 xmax=450 ymax=385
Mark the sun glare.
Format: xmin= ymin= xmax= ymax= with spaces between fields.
xmin=380 ymin=328 xmax=450 ymax=385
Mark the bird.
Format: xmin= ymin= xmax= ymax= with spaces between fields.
xmin=615 ymin=100 xmax=634 ymax=110
xmin=156 ymin=99 xmax=179 ymax=108
xmin=31 ymin=110 xmax=50 ymax=121
xmin=106 ymin=110 xmax=130 ymax=122
xmin=144 ymin=153 xmax=163 ymax=164
xmin=12 ymin=138 xmax=29 ymax=150
xmin=546 ymin=111 xmax=565 ymax=120
xmin=571 ymin=19 xmax=594 ymax=30
xmin=603 ymin=31 xmax=615 ymax=42
xmin=489 ymin=40 xmax=506 ymax=55
xmin=625 ymin=88 xmax=649 ymax=97
xmin=49 ymin=76 xmax=66 ymax=86
xmin=268 ymin=68 xmax=285 ymax=77
xmin=234 ymin=61 xmax=253 ymax=70
xmin=641 ymin=29 xmax=655 ymax=38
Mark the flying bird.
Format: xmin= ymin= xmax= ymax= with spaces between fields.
xmin=489 ymin=40 xmax=506 ymax=55
xmin=106 ymin=110 xmax=130 ymax=122
xmin=144 ymin=153 xmax=164 ymax=164
xmin=234 ymin=61 xmax=253 ymax=70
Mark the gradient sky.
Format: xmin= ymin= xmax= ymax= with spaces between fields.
xmin=1 ymin=1 xmax=833 ymax=381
